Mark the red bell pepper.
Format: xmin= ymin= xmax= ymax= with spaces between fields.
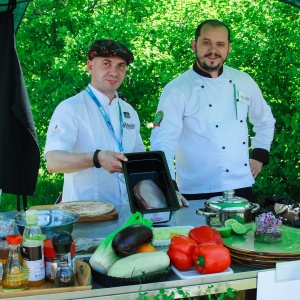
xmin=188 ymin=225 xmax=215 ymax=244
xmin=192 ymin=243 xmax=231 ymax=274
xmin=212 ymin=228 xmax=224 ymax=246
xmin=167 ymin=235 xmax=197 ymax=271
xmin=188 ymin=225 xmax=224 ymax=246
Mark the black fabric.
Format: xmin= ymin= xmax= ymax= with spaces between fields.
xmin=0 ymin=10 xmax=40 ymax=200
xmin=251 ymin=148 xmax=270 ymax=165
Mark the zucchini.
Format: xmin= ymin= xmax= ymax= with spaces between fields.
xmin=108 ymin=251 xmax=170 ymax=278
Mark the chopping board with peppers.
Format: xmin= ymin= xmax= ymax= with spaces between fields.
xmin=223 ymin=223 xmax=300 ymax=267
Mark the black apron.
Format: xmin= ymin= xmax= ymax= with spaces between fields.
xmin=0 ymin=9 xmax=40 ymax=209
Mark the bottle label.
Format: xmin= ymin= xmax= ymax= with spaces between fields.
xmin=22 ymin=245 xmax=45 ymax=282
xmin=22 ymin=245 xmax=43 ymax=261
xmin=45 ymin=260 xmax=58 ymax=280
xmin=25 ymin=259 xmax=45 ymax=282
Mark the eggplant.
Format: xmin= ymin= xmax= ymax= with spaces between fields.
xmin=112 ymin=224 xmax=153 ymax=257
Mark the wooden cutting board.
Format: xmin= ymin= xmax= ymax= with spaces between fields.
xmin=29 ymin=205 xmax=118 ymax=222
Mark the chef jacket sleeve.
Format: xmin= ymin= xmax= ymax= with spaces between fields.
xmin=150 ymin=85 xmax=185 ymax=180
xmin=44 ymin=101 xmax=79 ymax=156
xmin=248 ymin=79 xmax=276 ymax=164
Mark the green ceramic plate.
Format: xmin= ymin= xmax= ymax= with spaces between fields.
xmin=223 ymin=223 xmax=300 ymax=257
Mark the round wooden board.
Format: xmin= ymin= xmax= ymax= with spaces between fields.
xmin=53 ymin=200 xmax=115 ymax=218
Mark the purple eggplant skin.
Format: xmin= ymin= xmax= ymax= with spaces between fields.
xmin=112 ymin=224 xmax=153 ymax=257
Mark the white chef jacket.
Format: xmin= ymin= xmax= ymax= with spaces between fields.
xmin=150 ymin=65 xmax=275 ymax=194
xmin=44 ymin=84 xmax=145 ymax=205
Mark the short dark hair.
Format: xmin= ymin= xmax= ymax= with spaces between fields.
xmin=195 ymin=20 xmax=231 ymax=43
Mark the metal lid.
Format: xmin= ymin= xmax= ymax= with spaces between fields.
xmin=206 ymin=190 xmax=251 ymax=212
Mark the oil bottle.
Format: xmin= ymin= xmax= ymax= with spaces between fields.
xmin=2 ymin=234 xmax=28 ymax=292
xmin=21 ymin=210 xmax=45 ymax=287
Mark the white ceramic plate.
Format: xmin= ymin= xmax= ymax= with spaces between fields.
xmin=171 ymin=265 xmax=233 ymax=279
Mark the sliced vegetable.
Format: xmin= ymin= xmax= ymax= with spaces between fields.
xmin=231 ymin=222 xmax=247 ymax=235
xmin=108 ymin=251 xmax=170 ymax=278
xmin=167 ymin=235 xmax=197 ymax=271
xmin=224 ymin=219 xmax=238 ymax=228
xmin=188 ymin=225 xmax=215 ymax=245
xmin=215 ymin=226 xmax=232 ymax=238
xmin=89 ymin=212 xmax=153 ymax=274
xmin=192 ymin=243 xmax=231 ymax=274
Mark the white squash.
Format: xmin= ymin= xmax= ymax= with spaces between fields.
xmin=108 ymin=251 xmax=170 ymax=278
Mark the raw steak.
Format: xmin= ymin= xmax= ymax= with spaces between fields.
xmin=133 ymin=179 xmax=167 ymax=209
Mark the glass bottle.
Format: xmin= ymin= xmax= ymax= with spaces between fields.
xmin=21 ymin=209 xmax=45 ymax=287
xmin=52 ymin=231 xmax=76 ymax=287
xmin=2 ymin=234 xmax=28 ymax=292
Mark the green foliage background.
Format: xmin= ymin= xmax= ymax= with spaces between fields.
xmin=1 ymin=0 xmax=299 ymax=211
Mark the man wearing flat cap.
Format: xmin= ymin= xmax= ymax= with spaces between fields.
xmin=44 ymin=40 xmax=145 ymax=205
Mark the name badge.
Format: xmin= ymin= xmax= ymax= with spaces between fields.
xmin=239 ymin=91 xmax=250 ymax=105
xmin=123 ymin=112 xmax=130 ymax=118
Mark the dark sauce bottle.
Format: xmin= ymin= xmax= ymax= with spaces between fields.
xmin=52 ymin=232 xmax=76 ymax=287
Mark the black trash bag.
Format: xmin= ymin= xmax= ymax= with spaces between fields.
xmin=259 ymin=196 xmax=300 ymax=228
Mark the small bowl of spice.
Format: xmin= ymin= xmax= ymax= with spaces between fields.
xmin=254 ymin=212 xmax=283 ymax=243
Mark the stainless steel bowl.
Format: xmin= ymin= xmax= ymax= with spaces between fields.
xmin=14 ymin=209 xmax=80 ymax=239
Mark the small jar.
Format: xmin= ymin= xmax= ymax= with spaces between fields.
xmin=44 ymin=239 xmax=75 ymax=281
xmin=254 ymin=221 xmax=283 ymax=243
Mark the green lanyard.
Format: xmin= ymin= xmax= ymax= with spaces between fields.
xmin=233 ymin=84 xmax=238 ymax=120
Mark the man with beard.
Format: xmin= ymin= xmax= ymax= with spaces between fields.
xmin=150 ymin=20 xmax=275 ymax=204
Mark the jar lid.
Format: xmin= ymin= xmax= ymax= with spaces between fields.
xmin=6 ymin=234 xmax=22 ymax=245
xmin=25 ymin=209 xmax=38 ymax=225
xmin=44 ymin=238 xmax=75 ymax=257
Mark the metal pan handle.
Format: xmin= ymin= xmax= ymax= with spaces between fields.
xmin=196 ymin=208 xmax=217 ymax=217
xmin=251 ymin=203 xmax=260 ymax=214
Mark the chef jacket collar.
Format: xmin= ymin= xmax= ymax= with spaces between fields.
xmin=192 ymin=62 xmax=223 ymax=78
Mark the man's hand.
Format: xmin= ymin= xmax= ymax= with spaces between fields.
xmin=249 ymin=159 xmax=263 ymax=179
xmin=98 ymin=150 xmax=128 ymax=173
xmin=176 ymin=191 xmax=189 ymax=208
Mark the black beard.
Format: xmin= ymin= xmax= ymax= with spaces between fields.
xmin=196 ymin=55 xmax=222 ymax=72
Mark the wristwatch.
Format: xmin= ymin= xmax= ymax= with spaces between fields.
xmin=93 ymin=150 xmax=101 ymax=168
